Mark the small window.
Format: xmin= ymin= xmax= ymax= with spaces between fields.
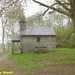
xmin=37 ymin=37 xmax=40 ymax=42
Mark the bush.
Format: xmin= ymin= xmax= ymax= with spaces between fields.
xmin=69 ymin=33 xmax=75 ymax=48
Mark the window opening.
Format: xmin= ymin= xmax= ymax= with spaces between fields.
xmin=37 ymin=37 xmax=40 ymax=42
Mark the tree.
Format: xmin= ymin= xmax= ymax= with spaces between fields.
xmin=26 ymin=12 xmax=45 ymax=26
xmin=0 ymin=16 xmax=7 ymax=52
xmin=0 ymin=0 xmax=25 ymax=51
xmin=33 ymin=0 xmax=75 ymax=38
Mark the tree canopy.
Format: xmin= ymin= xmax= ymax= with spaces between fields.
xmin=32 ymin=0 xmax=75 ymax=38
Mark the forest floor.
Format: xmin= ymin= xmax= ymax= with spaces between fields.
xmin=0 ymin=49 xmax=75 ymax=75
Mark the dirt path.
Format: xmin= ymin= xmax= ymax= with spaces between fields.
xmin=0 ymin=54 xmax=25 ymax=75
xmin=0 ymin=54 xmax=8 ymax=60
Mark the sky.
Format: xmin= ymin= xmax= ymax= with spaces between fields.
xmin=25 ymin=0 xmax=51 ymax=17
xmin=0 ymin=0 xmax=51 ymax=43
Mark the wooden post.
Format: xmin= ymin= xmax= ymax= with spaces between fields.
xmin=12 ymin=42 xmax=15 ymax=54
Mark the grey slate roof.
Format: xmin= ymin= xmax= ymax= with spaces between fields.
xmin=12 ymin=26 xmax=56 ymax=42
xmin=12 ymin=34 xmax=20 ymax=42
xmin=20 ymin=26 xmax=56 ymax=36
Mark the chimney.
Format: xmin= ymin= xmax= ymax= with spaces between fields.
xmin=18 ymin=10 xmax=26 ymax=29
xmin=19 ymin=21 xmax=26 ymax=29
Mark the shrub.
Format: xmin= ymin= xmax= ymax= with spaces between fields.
xmin=69 ymin=33 xmax=75 ymax=48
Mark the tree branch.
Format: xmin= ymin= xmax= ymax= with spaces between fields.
xmin=33 ymin=0 xmax=71 ymax=17
xmin=0 ymin=0 xmax=21 ymax=13
xmin=42 ymin=8 xmax=49 ymax=16
xmin=55 ymin=0 xmax=70 ymax=11
xmin=51 ymin=3 xmax=59 ymax=7
xmin=49 ymin=10 xmax=55 ymax=14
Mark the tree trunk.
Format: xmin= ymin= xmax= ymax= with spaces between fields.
xmin=70 ymin=0 xmax=75 ymax=38
xmin=72 ymin=19 xmax=75 ymax=39
xmin=71 ymin=18 xmax=75 ymax=38
xmin=8 ymin=42 xmax=9 ymax=51
xmin=2 ymin=27 xmax=5 ymax=52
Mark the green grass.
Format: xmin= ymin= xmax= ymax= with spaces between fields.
xmin=0 ymin=50 xmax=11 ymax=55
xmin=9 ymin=48 xmax=75 ymax=71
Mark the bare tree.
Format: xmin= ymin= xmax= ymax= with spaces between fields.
xmin=0 ymin=0 xmax=25 ymax=51
xmin=0 ymin=11 xmax=8 ymax=52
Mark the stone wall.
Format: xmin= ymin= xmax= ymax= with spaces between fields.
xmin=20 ymin=36 xmax=56 ymax=53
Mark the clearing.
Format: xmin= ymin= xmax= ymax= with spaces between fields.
xmin=0 ymin=48 xmax=75 ymax=75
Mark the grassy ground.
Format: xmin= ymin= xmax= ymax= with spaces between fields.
xmin=0 ymin=50 xmax=11 ymax=55
xmin=9 ymin=48 xmax=75 ymax=72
